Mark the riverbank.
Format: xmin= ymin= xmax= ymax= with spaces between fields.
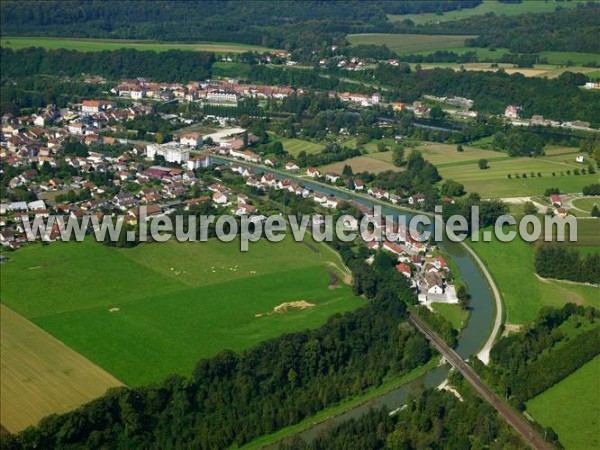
xmin=244 ymin=358 xmax=440 ymax=449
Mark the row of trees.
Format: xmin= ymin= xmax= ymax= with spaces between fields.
xmin=477 ymin=303 xmax=599 ymax=409
xmin=534 ymin=245 xmax=600 ymax=284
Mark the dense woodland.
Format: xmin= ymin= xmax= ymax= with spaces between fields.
xmin=474 ymin=303 xmax=600 ymax=409
xmin=0 ymin=248 xmax=436 ymax=449
xmin=0 ymin=1 xmax=480 ymax=50
xmin=280 ymin=386 xmax=526 ymax=449
xmin=2 ymin=1 xmax=597 ymax=56
xmin=534 ymin=245 xmax=600 ymax=284
xmin=0 ymin=47 xmax=215 ymax=83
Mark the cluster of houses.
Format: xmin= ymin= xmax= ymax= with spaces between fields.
xmin=504 ymin=105 xmax=595 ymax=131
xmin=111 ymin=78 xmax=298 ymax=104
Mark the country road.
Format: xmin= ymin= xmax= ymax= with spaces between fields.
xmin=409 ymin=313 xmax=552 ymax=450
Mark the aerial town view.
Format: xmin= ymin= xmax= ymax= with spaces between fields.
xmin=0 ymin=1 xmax=599 ymax=449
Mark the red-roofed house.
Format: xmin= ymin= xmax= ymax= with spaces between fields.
xmin=396 ymin=263 xmax=412 ymax=278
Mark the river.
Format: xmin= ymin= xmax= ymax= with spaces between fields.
xmin=210 ymin=156 xmax=496 ymax=446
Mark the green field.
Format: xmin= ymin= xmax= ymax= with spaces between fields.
xmin=0 ymin=37 xmax=277 ymax=54
xmin=0 ymin=238 xmax=364 ymax=386
xmin=388 ymin=0 xmax=587 ymax=25
xmin=346 ymin=33 xmax=474 ymax=54
xmin=469 ymin=230 xmax=598 ymax=325
xmin=430 ymin=303 xmax=469 ymax=330
xmin=571 ymin=197 xmax=600 ymax=214
xmin=276 ymin=137 xmax=325 ymax=156
xmin=436 ymin=154 xmax=597 ymax=198
xmin=526 ymin=355 xmax=600 ymax=450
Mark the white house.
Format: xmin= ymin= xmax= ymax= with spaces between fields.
xmin=186 ymin=155 xmax=211 ymax=170
xmin=285 ymin=162 xmax=300 ymax=171
xmin=180 ymin=133 xmax=202 ymax=147
xmin=212 ymin=192 xmax=229 ymax=205
xmin=325 ymin=172 xmax=340 ymax=183
xmin=146 ymin=142 xmax=190 ymax=164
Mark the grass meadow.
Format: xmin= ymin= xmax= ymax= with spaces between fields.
xmin=430 ymin=303 xmax=469 ymax=331
xmin=277 ymin=137 xmax=325 ymax=156
xmin=1 ymin=238 xmax=364 ymax=386
xmin=469 ymin=229 xmax=598 ymax=325
xmin=526 ymin=355 xmax=600 ymax=450
xmin=571 ymin=197 xmax=600 ymax=214
xmin=0 ymin=305 xmax=122 ymax=432
xmin=387 ymin=0 xmax=586 ymax=25
xmin=0 ymin=37 xmax=276 ymax=54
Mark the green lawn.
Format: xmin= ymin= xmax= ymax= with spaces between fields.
xmin=526 ymin=355 xmax=600 ymax=450
xmin=0 ymin=37 xmax=277 ymax=54
xmin=430 ymin=303 xmax=469 ymax=331
xmin=346 ymin=33 xmax=474 ymax=54
xmin=1 ymin=238 xmax=364 ymax=385
xmin=571 ymin=197 xmax=600 ymax=214
xmin=469 ymin=230 xmax=598 ymax=325
xmin=275 ymin=137 xmax=325 ymax=156
xmin=388 ymin=0 xmax=586 ymax=25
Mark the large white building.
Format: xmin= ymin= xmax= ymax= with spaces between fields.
xmin=146 ymin=142 xmax=190 ymax=164
xmin=206 ymin=90 xmax=238 ymax=104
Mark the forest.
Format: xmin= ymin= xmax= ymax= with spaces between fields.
xmin=534 ymin=245 xmax=600 ymax=284
xmin=279 ymin=387 xmax=526 ymax=449
xmin=0 ymin=1 xmax=481 ymax=50
xmin=397 ymin=3 xmax=600 ymax=54
xmin=0 ymin=247 xmax=434 ymax=449
xmin=0 ymin=47 xmax=215 ymax=83
xmin=475 ymin=303 xmax=600 ymax=409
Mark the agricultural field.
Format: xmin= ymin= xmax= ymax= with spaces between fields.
xmin=0 ymin=238 xmax=363 ymax=386
xmin=469 ymin=229 xmax=598 ymax=325
xmin=0 ymin=37 xmax=277 ymax=54
xmin=409 ymin=61 xmax=598 ymax=78
xmin=401 ymin=142 xmax=508 ymax=167
xmin=321 ymin=154 xmax=403 ymax=174
xmin=437 ymin=156 xmax=596 ymax=198
xmin=526 ymin=355 xmax=600 ymax=450
xmin=0 ymin=305 xmax=123 ymax=433
xmin=346 ymin=33 xmax=474 ymax=54
xmin=276 ymin=137 xmax=325 ymax=156
xmin=387 ymin=0 xmax=586 ymax=25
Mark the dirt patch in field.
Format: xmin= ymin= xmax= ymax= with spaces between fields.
xmin=327 ymin=270 xmax=339 ymax=289
xmin=108 ymin=307 xmax=120 ymax=313
xmin=502 ymin=323 xmax=523 ymax=337
xmin=274 ymin=301 xmax=315 ymax=313
xmin=255 ymin=301 xmax=316 ymax=317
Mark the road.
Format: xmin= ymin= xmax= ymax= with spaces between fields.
xmin=409 ymin=313 xmax=552 ymax=450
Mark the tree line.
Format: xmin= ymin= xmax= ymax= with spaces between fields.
xmin=280 ymin=385 xmax=525 ymax=449
xmin=474 ymin=303 xmax=599 ymax=410
xmin=534 ymin=245 xmax=600 ymax=284
xmin=0 ymin=47 xmax=215 ymax=83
